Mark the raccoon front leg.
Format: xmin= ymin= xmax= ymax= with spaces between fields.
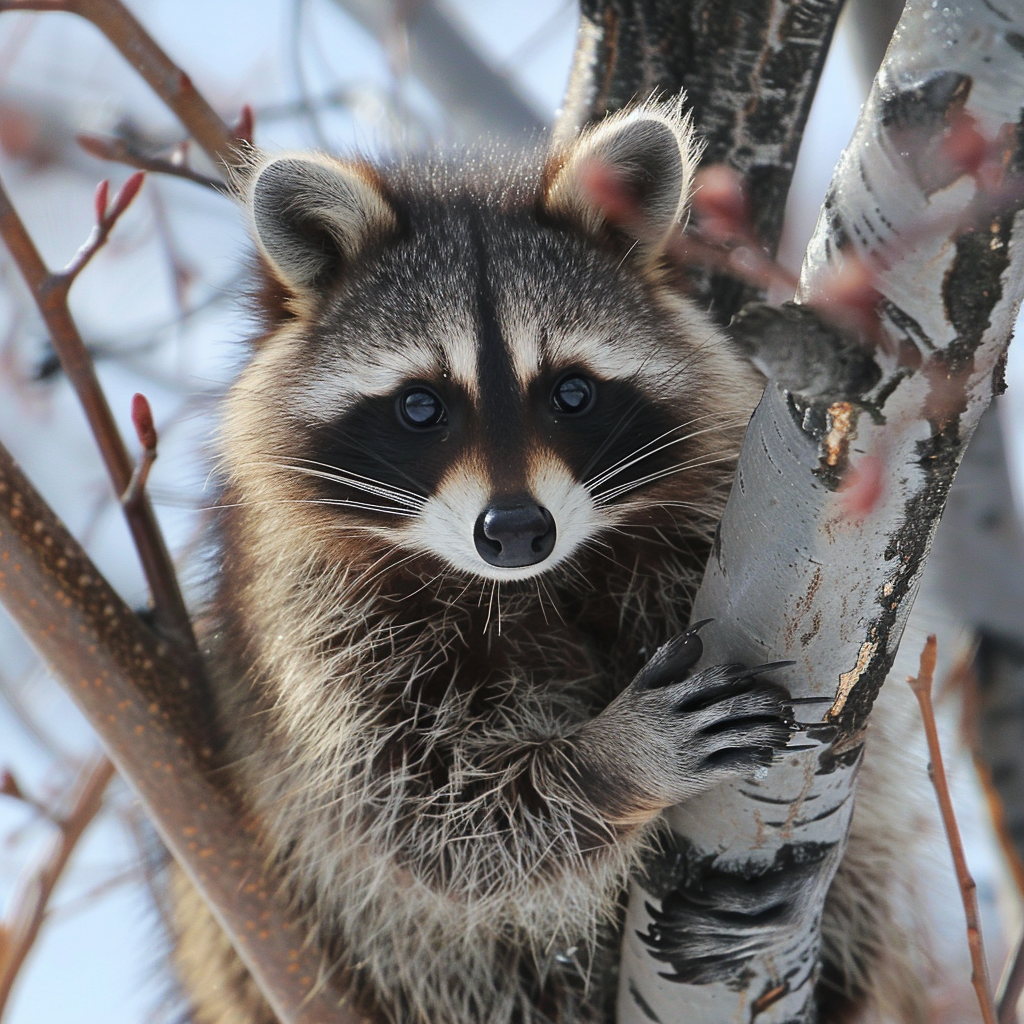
xmin=570 ymin=632 xmax=794 ymax=829
xmin=388 ymin=634 xmax=793 ymax=896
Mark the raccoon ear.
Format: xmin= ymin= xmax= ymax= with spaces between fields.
xmin=541 ymin=100 xmax=701 ymax=263
xmin=243 ymin=154 xmax=398 ymax=293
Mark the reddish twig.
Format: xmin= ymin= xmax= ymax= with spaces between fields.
xmin=0 ymin=0 xmax=239 ymax=168
xmin=0 ymin=753 xmax=115 ymax=1018
xmin=0 ymin=769 xmax=50 ymax=818
xmin=0 ymin=769 xmax=24 ymax=802
xmin=0 ymin=169 xmax=199 ymax=667
xmin=909 ymin=635 xmax=999 ymax=1024
xmin=77 ymin=133 xmax=228 ymax=194
xmin=67 ymin=171 xmax=145 ymax=283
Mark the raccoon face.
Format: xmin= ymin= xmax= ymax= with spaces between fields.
xmin=224 ymin=102 xmax=751 ymax=584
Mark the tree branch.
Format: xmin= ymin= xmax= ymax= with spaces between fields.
xmin=326 ymin=0 xmax=545 ymax=139
xmin=0 ymin=442 xmax=373 ymax=1024
xmin=0 ymin=167 xmax=201 ymax=681
xmin=0 ymin=754 xmax=115 ymax=1018
xmin=909 ymin=635 xmax=998 ymax=1024
xmin=0 ymin=0 xmax=238 ymax=168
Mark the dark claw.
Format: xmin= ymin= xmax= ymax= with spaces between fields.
xmin=634 ymin=623 xmax=712 ymax=690
xmin=750 ymin=660 xmax=795 ymax=674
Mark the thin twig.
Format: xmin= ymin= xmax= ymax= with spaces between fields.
xmin=77 ymin=134 xmax=228 ymax=194
xmin=0 ymin=0 xmax=238 ymax=168
xmin=0 ymin=167 xmax=201 ymax=674
xmin=909 ymin=634 xmax=999 ymax=1024
xmin=0 ymin=753 xmax=115 ymax=1018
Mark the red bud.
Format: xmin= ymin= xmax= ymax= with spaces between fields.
xmin=93 ymin=179 xmax=109 ymax=223
xmin=110 ymin=171 xmax=145 ymax=220
xmin=131 ymin=393 xmax=158 ymax=452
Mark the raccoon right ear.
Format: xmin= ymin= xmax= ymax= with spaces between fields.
xmin=242 ymin=154 xmax=398 ymax=294
xmin=541 ymin=99 xmax=702 ymax=264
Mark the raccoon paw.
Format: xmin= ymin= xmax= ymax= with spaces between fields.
xmin=583 ymin=630 xmax=794 ymax=813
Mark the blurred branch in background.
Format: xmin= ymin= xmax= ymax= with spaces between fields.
xmin=326 ymin=0 xmax=546 ymax=138
xmin=0 ymin=754 xmax=114 ymax=1017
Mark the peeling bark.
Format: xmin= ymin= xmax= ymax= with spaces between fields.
xmin=617 ymin=1 xmax=1024 ymax=1020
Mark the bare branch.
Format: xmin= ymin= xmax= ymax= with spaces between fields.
xmin=0 ymin=754 xmax=115 ymax=1019
xmin=909 ymin=635 xmax=998 ymax=1024
xmin=0 ymin=0 xmax=238 ymax=168
xmin=76 ymin=133 xmax=228 ymax=194
xmin=0 ymin=442 xmax=374 ymax=1024
xmin=0 ymin=167 xmax=200 ymax=674
xmin=327 ymin=0 xmax=545 ymax=139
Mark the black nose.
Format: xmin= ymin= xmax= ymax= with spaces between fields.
xmin=474 ymin=501 xmax=557 ymax=568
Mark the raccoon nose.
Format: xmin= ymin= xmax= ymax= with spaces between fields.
xmin=474 ymin=501 xmax=557 ymax=568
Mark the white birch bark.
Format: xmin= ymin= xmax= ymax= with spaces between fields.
xmin=618 ymin=1 xmax=1024 ymax=1020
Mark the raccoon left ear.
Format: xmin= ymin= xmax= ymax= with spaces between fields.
xmin=541 ymin=99 xmax=701 ymax=264
xmin=242 ymin=153 xmax=398 ymax=295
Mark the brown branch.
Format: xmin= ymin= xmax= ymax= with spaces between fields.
xmin=77 ymin=133 xmax=228 ymax=194
xmin=0 ymin=753 xmax=115 ymax=1019
xmin=909 ymin=635 xmax=999 ymax=1024
xmin=0 ymin=166 xmax=201 ymax=679
xmin=0 ymin=441 xmax=373 ymax=1024
xmin=0 ymin=0 xmax=238 ymax=169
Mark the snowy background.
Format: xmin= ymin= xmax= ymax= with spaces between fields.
xmin=0 ymin=2 xmax=1019 ymax=1022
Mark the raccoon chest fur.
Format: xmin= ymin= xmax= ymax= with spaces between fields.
xmin=172 ymin=100 xmax=787 ymax=1024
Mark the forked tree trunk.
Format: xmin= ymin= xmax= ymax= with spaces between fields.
xmin=605 ymin=0 xmax=1024 ymax=1020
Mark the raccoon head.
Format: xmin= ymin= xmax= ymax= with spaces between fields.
xmin=223 ymin=101 xmax=756 ymax=587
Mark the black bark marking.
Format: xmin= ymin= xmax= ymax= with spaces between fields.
xmin=1006 ymin=31 xmax=1024 ymax=57
xmin=628 ymin=979 xmax=663 ymax=1022
xmin=636 ymin=834 xmax=835 ymax=984
xmin=943 ymin=213 xmax=1013 ymax=374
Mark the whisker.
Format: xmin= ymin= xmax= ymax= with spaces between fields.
xmin=278 ymin=457 xmax=427 ymax=505
xmin=265 ymin=461 xmax=425 ymax=510
xmin=595 ymin=453 xmax=737 ymax=504
xmin=585 ymin=416 xmax=745 ymax=492
xmin=578 ymin=395 xmax=646 ymax=482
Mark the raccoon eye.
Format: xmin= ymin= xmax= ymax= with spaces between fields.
xmin=551 ymin=375 xmax=594 ymax=414
xmin=398 ymin=387 xmax=447 ymax=429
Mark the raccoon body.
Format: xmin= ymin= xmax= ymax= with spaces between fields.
xmin=169 ymin=102 xmax=936 ymax=1024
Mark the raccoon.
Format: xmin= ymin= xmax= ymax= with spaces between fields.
xmin=168 ymin=100 xmax=923 ymax=1024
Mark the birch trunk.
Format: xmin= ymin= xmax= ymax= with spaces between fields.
xmin=618 ymin=1 xmax=1024 ymax=1020
xmin=557 ymin=0 xmax=845 ymax=321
